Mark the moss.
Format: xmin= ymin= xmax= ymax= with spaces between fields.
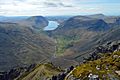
xmin=70 ymin=51 xmax=120 ymax=79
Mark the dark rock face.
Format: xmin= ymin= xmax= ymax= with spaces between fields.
xmin=86 ymin=41 xmax=120 ymax=61
xmin=0 ymin=64 xmax=36 ymax=80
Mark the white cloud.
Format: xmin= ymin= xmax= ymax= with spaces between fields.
xmin=0 ymin=0 xmax=120 ymax=16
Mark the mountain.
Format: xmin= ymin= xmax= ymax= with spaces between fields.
xmin=0 ymin=14 xmax=120 ymax=79
xmin=18 ymin=16 xmax=48 ymax=30
xmin=0 ymin=22 xmax=55 ymax=71
xmin=61 ymin=21 xmax=120 ymax=62
xmin=87 ymin=14 xmax=120 ymax=26
xmin=0 ymin=16 xmax=49 ymax=30
xmin=87 ymin=14 xmax=106 ymax=19
xmin=61 ymin=16 xmax=109 ymax=31
xmin=52 ymin=15 xmax=110 ymax=37
xmin=48 ymin=15 xmax=109 ymax=56
xmin=46 ymin=14 xmax=120 ymax=62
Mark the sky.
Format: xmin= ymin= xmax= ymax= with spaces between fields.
xmin=0 ymin=0 xmax=120 ymax=16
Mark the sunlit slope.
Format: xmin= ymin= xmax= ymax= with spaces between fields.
xmin=17 ymin=63 xmax=63 ymax=80
xmin=65 ymin=51 xmax=120 ymax=80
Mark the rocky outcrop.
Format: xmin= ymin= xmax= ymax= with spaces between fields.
xmin=0 ymin=63 xmax=63 ymax=80
xmin=0 ymin=64 xmax=36 ymax=80
xmin=84 ymin=40 xmax=120 ymax=61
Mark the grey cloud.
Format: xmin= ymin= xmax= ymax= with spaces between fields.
xmin=43 ymin=2 xmax=73 ymax=7
xmin=44 ymin=2 xmax=58 ymax=7
xmin=58 ymin=3 xmax=73 ymax=7
xmin=15 ymin=0 xmax=26 ymax=2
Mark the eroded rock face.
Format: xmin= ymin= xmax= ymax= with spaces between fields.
xmin=84 ymin=40 xmax=120 ymax=61
xmin=96 ymin=40 xmax=120 ymax=53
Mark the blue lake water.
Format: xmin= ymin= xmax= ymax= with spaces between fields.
xmin=44 ymin=21 xmax=59 ymax=31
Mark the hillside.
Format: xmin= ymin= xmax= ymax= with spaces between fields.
xmin=61 ymin=26 xmax=120 ymax=61
xmin=0 ymin=14 xmax=120 ymax=80
xmin=17 ymin=63 xmax=63 ymax=80
xmin=0 ymin=41 xmax=120 ymax=80
xmin=55 ymin=15 xmax=110 ymax=32
xmin=47 ymin=16 xmax=106 ymax=58
xmin=47 ymin=14 xmax=120 ymax=62
xmin=65 ymin=50 xmax=120 ymax=80
xmin=52 ymin=41 xmax=120 ymax=80
xmin=0 ymin=63 xmax=64 ymax=80
xmin=17 ymin=16 xmax=48 ymax=30
xmin=0 ymin=22 xmax=55 ymax=71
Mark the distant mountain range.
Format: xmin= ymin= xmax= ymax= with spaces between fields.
xmin=0 ymin=16 xmax=28 ymax=22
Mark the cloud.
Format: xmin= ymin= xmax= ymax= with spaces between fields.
xmin=0 ymin=0 xmax=120 ymax=16
xmin=0 ymin=0 xmax=77 ymax=16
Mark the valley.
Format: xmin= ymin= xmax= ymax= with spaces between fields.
xmin=0 ymin=14 xmax=120 ymax=80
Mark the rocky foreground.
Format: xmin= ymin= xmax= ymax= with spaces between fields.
xmin=0 ymin=41 xmax=120 ymax=80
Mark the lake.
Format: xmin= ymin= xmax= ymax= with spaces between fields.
xmin=44 ymin=21 xmax=59 ymax=31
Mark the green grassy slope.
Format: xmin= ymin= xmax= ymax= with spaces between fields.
xmin=65 ymin=51 xmax=120 ymax=80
